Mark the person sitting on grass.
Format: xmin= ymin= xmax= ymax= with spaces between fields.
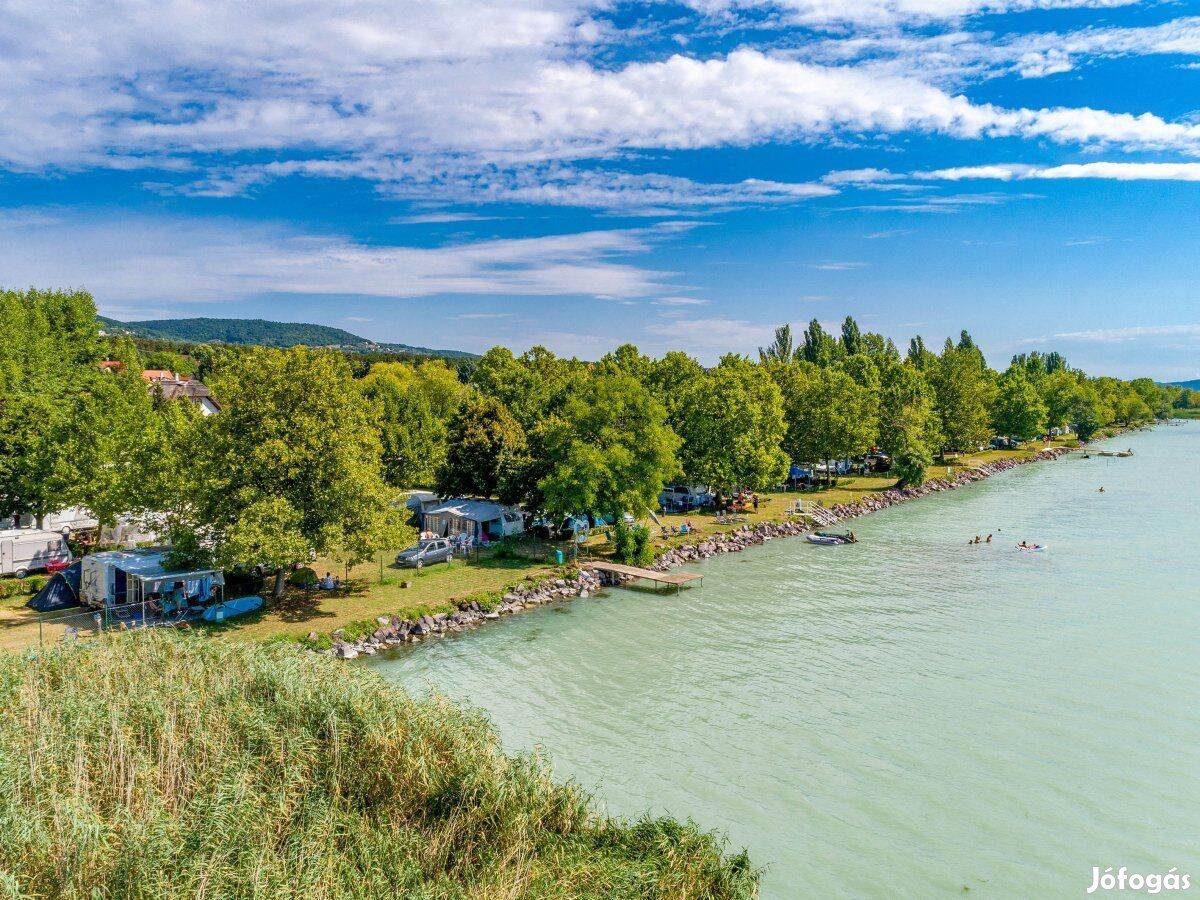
xmin=319 ymin=572 xmax=339 ymax=591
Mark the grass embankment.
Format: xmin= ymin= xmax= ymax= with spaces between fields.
xmin=0 ymin=631 xmax=757 ymax=899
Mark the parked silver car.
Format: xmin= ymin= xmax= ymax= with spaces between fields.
xmin=395 ymin=538 xmax=454 ymax=569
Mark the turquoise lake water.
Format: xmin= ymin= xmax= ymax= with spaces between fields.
xmin=368 ymin=423 xmax=1200 ymax=897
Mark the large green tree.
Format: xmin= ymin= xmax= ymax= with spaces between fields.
xmin=781 ymin=363 xmax=876 ymax=479
xmin=673 ymin=357 xmax=789 ymax=491
xmin=930 ymin=339 xmax=996 ymax=453
xmin=645 ymin=350 xmax=705 ymax=420
xmin=535 ymin=372 xmax=679 ymax=519
xmin=800 ymin=319 xmax=841 ymax=367
xmin=992 ymin=367 xmax=1048 ymax=441
xmin=436 ymin=395 xmax=528 ymax=502
xmin=470 ymin=345 xmax=581 ymax=428
xmin=877 ymin=361 xmax=941 ymax=459
xmin=1039 ymin=369 xmax=1082 ymax=431
xmin=360 ymin=361 xmax=466 ymax=488
xmin=183 ymin=347 xmax=406 ymax=595
xmin=758 ymin=324 xmax=796 ymax=364
xmin=0 ymin=288 xmax=139 ymax=527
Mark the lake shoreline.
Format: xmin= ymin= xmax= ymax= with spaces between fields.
xmin=642 ymin=445 xmax=1075 ymax=578
xmin=329 ymin=442 xmax=1084 ymax=660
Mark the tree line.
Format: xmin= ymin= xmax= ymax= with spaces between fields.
xmin=0 ymin=289 xmax=1177 ymax=592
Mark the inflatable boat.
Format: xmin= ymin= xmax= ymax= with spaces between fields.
xmin=806 ymin=533 xmax=845 ymax=546
xmin=201 ymin=595 xmax=264 ymax=622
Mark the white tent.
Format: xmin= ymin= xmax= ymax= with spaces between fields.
xmin=80 ymin=549 xmax=223 ymax=608
xmin=420 ymin=498 xmax=524 ymax=542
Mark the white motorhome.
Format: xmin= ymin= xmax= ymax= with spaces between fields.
xmin=0 ymin=506 xmax=100 ymax=537
xmin=0 ymin=529 xmax=73 ymax=578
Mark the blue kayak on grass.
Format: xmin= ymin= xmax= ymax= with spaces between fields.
xmin=201 ymin=595 xmax=264 ymax=622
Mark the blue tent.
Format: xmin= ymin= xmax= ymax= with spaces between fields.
xmin=27 ymin=561 xmax=82 ymax=612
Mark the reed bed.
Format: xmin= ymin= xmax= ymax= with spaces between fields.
xmin=0 ymin=632 xmax=756 ymax=899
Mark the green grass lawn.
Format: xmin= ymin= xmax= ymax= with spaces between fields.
xmin=203 ymin=552 xmax=561 ymax=643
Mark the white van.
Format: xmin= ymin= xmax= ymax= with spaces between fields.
xmin=0 ymin=529 xmax=73 ymax=579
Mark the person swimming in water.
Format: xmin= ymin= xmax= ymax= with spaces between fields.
xmin=1099 ymin=486 xmax=1105 ymax=493
xmin=986 ymin=534 xmax=993 ymax=543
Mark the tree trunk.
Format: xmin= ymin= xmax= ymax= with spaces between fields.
xmin=273 ymin=568 xmax=287 ymax=598
xmin=35 ymin=511 xmax=45 ymax=530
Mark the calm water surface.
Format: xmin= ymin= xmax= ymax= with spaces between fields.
xmin=368 ymin=424 xmax=1200 ymax=897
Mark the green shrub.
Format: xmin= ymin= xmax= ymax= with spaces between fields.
xmin=630 ymin=525 xmax=654 ymax=568
xmin=288 ymin=566 xmax=318 ymax=588
xmin=892 ymin=447 xmax=932 ymax=489
xmin=0 ymin=632 xmax=758 ymax=898
xmin=22 ymin=575 xmax=48 ymax=595
xmin=610 ymin=516 xmax=635 ymax=562
xmin=492 ymin=535 xmax=521 ymax=560
xmin=340 ymin=618 xmax=378 ymax=642
xmin=296 ymin=632 xmax=333 ymax=652
xmin=611 ymin=518 xmax=653 ymax=566
xmin=0 ymin=579 xmax=16 ymax=600
xmin=469 ymin=590 xmax=504 ymax=613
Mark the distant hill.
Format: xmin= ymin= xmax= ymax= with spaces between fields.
xmin=98 ymin=316 xmax=476 ymax=359
xmin=1169 ymin=378 xmax=1200 ymax=391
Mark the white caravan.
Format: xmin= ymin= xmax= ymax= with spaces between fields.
xmin=0 ymin=529 xmax=73 ymax=578
xmin=0 ymin=506 xmax=100 ymax=537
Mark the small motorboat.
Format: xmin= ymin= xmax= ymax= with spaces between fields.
xmin=818 ymin=531 xmax=858 ymax=544
xmin=201 ymin=595 xmax=264 ymax=622
xmin=806 ymin=532 xmax=844 ymax=547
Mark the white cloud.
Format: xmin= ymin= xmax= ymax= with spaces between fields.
xmin=169 ymin=160 xmax=836 ymax=213
xmin=682 ymin=0 xmax=1137 ymax=27
xmin=808 ymin=261 xmax=868 ymax=270
xmin=914 ymin=161 xmax=1200 ymax=181
xmin=1049 ymin=324 xmax=1200 ymax=342
xmin=377 ymin=168 xmax=837 ymax=213
xmin=390 ymin=212 xmax=504 ymax=225
xmin=791 ymin=16 xmax=1200 ymax=86
xmin=5 ymin=0 xmax=1200 ymax=191
xmin=0 ymin=211 xmax=682 ymax=304
xmin=646 ymin=316 xmax=776 ymax=351
xmin=6 ymin=0 xmax=1200 ymax=221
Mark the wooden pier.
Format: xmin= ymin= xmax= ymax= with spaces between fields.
xmin=584 ymin=561 xmax=703 ymax=592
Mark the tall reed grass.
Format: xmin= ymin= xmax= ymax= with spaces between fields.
xmin=0 ymin=632 xmax=756 ymax=899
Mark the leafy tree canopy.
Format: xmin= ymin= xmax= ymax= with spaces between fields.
xmin=674 ymin=357 xmax=789 ymax=491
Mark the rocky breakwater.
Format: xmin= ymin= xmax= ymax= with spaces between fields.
xmin=324 ymin=447 xmax=1073 ymax=657
xmin=649 ymin=447 xmax=1073 ymax=575
xmin=325 ymin=569 xmax=603 ymax=660
xmin=649 ymin=520 xmax=811 ymax=572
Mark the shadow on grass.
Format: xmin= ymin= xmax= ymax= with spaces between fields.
xmin=197 ymin=554 xmax=558 ymax=637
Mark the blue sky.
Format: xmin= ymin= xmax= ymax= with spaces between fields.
xmin=2 ymin=0 xmax=1199 ymax=378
